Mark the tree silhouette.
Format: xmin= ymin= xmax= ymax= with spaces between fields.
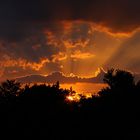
xmin=0 ymin=80 xmax=22 ymax=97
xmin=136 ymin=80 xmax=140 ymax=88
xmin=103 ymin=68 xmax=135 ymax=91
xmin=0 ymin=69 xmax=140 ymax=138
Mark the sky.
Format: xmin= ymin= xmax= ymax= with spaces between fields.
xmin=0 ymin=0 xmax=140 ymax=81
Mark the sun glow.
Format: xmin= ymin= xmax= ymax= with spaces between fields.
xmin=66 ymin=93 xmax=81 ymax=102
xmin=66 ymin=95 xmax=74 ymax=101
xmin=66 ymin=92 xmax=93 ymax=102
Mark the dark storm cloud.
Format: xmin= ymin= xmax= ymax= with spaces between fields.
xmin=0 ymin=0 xmax=140 ymax=40
xmin=0 ymin=0 xmax=140 ymax=41
xmin=0 ymin=34 xmax=61 ymax=62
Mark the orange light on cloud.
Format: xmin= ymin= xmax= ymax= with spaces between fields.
xmin=62 ymin=39 xmax=90 ymax=48
xmin=94 ymin=67 xmax=106 ymax=77
xmin=62 ymin=20 xmax=133 ymax=38
xmin=89 ymin=22 xmax=134 ymax=38
xmin=52 ymin=52 xmax=67 ymax=62
xmin=1 ymin=20 xmax=137 ymax=80
xmin=0 ymin=55 xmax=49 ymax=72
xmin=44 ymin=30 xmax=60 ymax=47
xmin=70 ymin=50 xmax=95 ymax=60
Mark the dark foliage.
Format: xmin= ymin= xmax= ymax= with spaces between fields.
xmin=0 ymin=69 xmax=140 ymax=139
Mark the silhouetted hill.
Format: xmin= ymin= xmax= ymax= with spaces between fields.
xmin=15 ymin=68 xmax=106 ymax=83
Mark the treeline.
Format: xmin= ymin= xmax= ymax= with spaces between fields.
xmin=0 ymin=69 xmax=140 ymax=139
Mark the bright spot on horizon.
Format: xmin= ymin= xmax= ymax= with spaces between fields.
xmin=66 ymin=95 xmax=74 ymax=101
xmin=66 ymin=93 xmax=81 ymax=102
xmin=66 ymin=92 xmax=93 ymax=102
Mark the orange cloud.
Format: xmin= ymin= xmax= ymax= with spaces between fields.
xmin=1 ymin=20 xmax=137 ymax=80
xmin=94 ymin=67 xmax=106 ymax=77
xmin=62 ymin=39 xmax=90 ymax=48
xmin=91 ymin=23 xmax=132 ymax=38
xmin=52 ymin=52 xmax=67 ymax=62
xmin=44 ymin=21 xmax=94 ymax=49
xmin=62 ymin=20 xmax=132 ymax=38
xmin=44 ymin=30 xmax=60 ymax=47
xmin=0 ymin=55 xmax=49 ymax=72
xmin=71 ymin=50 xmax=95 ymax=59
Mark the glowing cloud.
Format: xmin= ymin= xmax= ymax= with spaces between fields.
xmin=0 ymin=56 xmax=49 ymax=76
xmin=71 ymin=50 xmax=95 ymax=59
xmin=52 ymin=52 xmax=67 ymax=62
xmin=0 ymin=20 xmax=139 ymax=80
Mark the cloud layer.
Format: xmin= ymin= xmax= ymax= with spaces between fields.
xmin=0 ymin=1 xmax=140 ymax=80
xmin=1 ymin=0 xmax=140 ymax=42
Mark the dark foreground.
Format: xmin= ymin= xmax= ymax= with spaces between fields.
xmin=0 ymin=69 xmax=140 ymax=139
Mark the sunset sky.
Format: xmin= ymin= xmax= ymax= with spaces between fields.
xmin=0 ymin=0 xmax=140 ymax=81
